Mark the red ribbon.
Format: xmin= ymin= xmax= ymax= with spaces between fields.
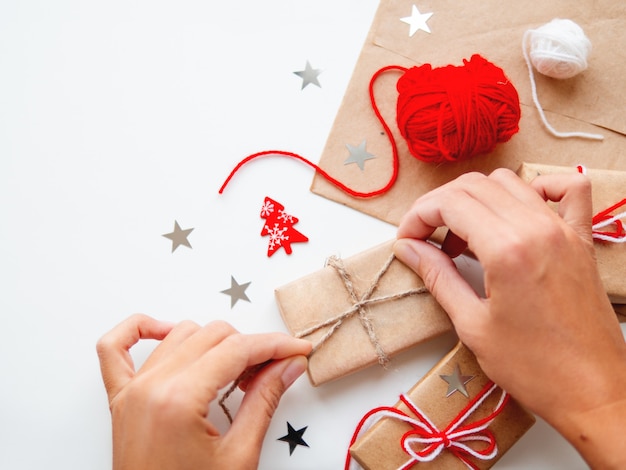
xmin=590 ymin=198 xmax=626 ymax=241
xmin=218 ymin=67 xmax=403 ymax=198
xmin=345 ymin=381 xmax=509 ymax=470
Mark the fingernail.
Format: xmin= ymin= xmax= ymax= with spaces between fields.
xmin=393 ymin=239 xmax=420 ymax=269
xmin=281 ymin=356 xmax=308 ymax=388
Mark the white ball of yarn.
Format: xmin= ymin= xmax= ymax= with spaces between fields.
xmin=528 ymin=18 xmax=591 ymax=79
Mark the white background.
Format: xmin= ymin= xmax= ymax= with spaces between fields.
xmin=1 ymin=1 xmax=621 ymax=468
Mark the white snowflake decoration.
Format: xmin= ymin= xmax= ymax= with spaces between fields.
xmin=264 ymin=223 xmax=289 ymax=250
xmin=277 ymin=210 xmax=295 ymax=225
xmin=260 ymin=200 xmax=275 ymax=217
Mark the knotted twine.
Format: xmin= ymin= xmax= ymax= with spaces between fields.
xmin=218 ymin=254 xmax=428 ymax=422
xmin=218 ymin=254 xmax=428 ymax=423
xmin=294 ymin=254 xmax=428 ymax=366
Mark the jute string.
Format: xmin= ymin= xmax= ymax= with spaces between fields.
xmin=219 ymin=361 xmax=268 ymax=424
xmin=219 ymin=254 xmax=428 ymax=423
xmin=295 ymin=254 xmax=428 ymax=366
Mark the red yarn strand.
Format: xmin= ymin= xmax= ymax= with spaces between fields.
xmin=219 ymin=56 xmax=520 ymax=196
xmin=343 ymin=406 xmax=403 ymax=470
xmin=219 ymin=67 xmax=406 ymax=199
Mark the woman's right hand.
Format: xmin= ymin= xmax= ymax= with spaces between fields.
xmin=394 ymin=169 xmax=626 ymax=469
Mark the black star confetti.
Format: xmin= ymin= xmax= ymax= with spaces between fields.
xmin=278 ymin=422 xmax=309 ymax=455
xmin=293 ymin=60 xmax=322 ymax=89
xmin=162 ymin=220 xmax=194 ymax=252
xmin=220 ymin=275 xmax=251 ymax=308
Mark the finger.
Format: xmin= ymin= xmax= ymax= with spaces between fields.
xmin=96 ymin=313 xmax=175 ymax=401
xmin=397 ymin=181 xmax=506 ymax=259
xmin=530 ymin=172 xmax=593 ymax=241
xmin=397 ymin=173 xmax=487 ymax=242
xmin=398 ymin=171 xmax=558 ymax=263
xmin=393 ymin=238 xmax=486 ymax=343
xmin=139 ymin=320 xmax=201 ymax=372
xmin=181 ymin=333 xmax=312 ymax=402
xmin=237 ymin=360 xmax=273 ymax=392
xmin=487 ymin=168 xmax=556 ymax=212
xmin=397 ymin=172 xmax=518 ymax=241
xmin=162 ymin=320 xmax=240 ymax=371
xmin=226 ymin=355 xmax=308 ymax=455
xmin=462 ymin=169 xmax=549 ymax=226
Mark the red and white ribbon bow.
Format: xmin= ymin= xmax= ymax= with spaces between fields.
xmin=398 ymin=382 xmax=507 ymax=469
xmin=345 ymin=381 xmax=509 ymax=470
xmin=590 ymin=199 xmax=626 ymax=243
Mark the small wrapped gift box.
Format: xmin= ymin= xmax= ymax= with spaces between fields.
xmin=349 ymin=342 xmax=535 ymax=470
xmin=518 ymin=162 xmax=626 ymax=303
xmin=275 ymin=240 xmax=452 ymax=386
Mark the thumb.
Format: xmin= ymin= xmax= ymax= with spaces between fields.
xmin=393 ymin=238 xmax=484 ymax=335
xmin=227 ymin=355 xmax=308 ymax=451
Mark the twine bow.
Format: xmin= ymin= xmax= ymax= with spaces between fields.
xmin=345 ymin=381 xmax=509 ymax=470
xmin=294 ymin=254 xmax=428 ymax=365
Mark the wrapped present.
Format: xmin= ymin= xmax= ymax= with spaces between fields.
xmin=518 ymin=162 xmax=626 ymax=303
xmin=311 ymin=0 xmax=626 ymax=242
xmin=348 ymin=342 xmax=535 ymax=470
xmin=275 ymin=240 xmax=452 ymax=386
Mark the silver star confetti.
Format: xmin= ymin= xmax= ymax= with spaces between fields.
xmin=220 ymin=276 xmax=251 ymax=308
xmin=401 ymin=5 xmax=433 ymax=37
xmin=344 ymin=140 xmax=376 ymax=171
xmin=439 ymin=364 xmax=475 ymax=398
xmin=162 ymin=221 xmax=194 ymax=252
xmin=293 ymin=61 xmax=322 ymax=89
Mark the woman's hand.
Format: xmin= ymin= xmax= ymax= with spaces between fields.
xmin=97 ymin=314 xmax=311 ymax=470
xmin=394 ymin=169 xmax=626 ymax=469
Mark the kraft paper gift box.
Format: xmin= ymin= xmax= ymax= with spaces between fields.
xmin=349 ymin=342 xmax=535 ymax=470
xmin=311 ymin=0 xmax=626 ymax=242
xmin=518 ymin=162 xmax=626 ymax=303
xmin=275 ymin=240 xmax=452 ymax=386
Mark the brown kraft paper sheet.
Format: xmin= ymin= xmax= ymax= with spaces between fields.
xmin=311 ymin=0 xmax=626 ymax=240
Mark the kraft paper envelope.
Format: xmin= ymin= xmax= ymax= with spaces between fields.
xmin=311 ymin=0 xmax=626 ymax=236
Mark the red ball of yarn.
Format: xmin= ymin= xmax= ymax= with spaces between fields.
xmin=396 ymin=54 xmax=521 ymax=163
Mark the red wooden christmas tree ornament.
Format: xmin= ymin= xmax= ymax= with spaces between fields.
xmin=260 ymin=197 xmax=308 ymax=257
